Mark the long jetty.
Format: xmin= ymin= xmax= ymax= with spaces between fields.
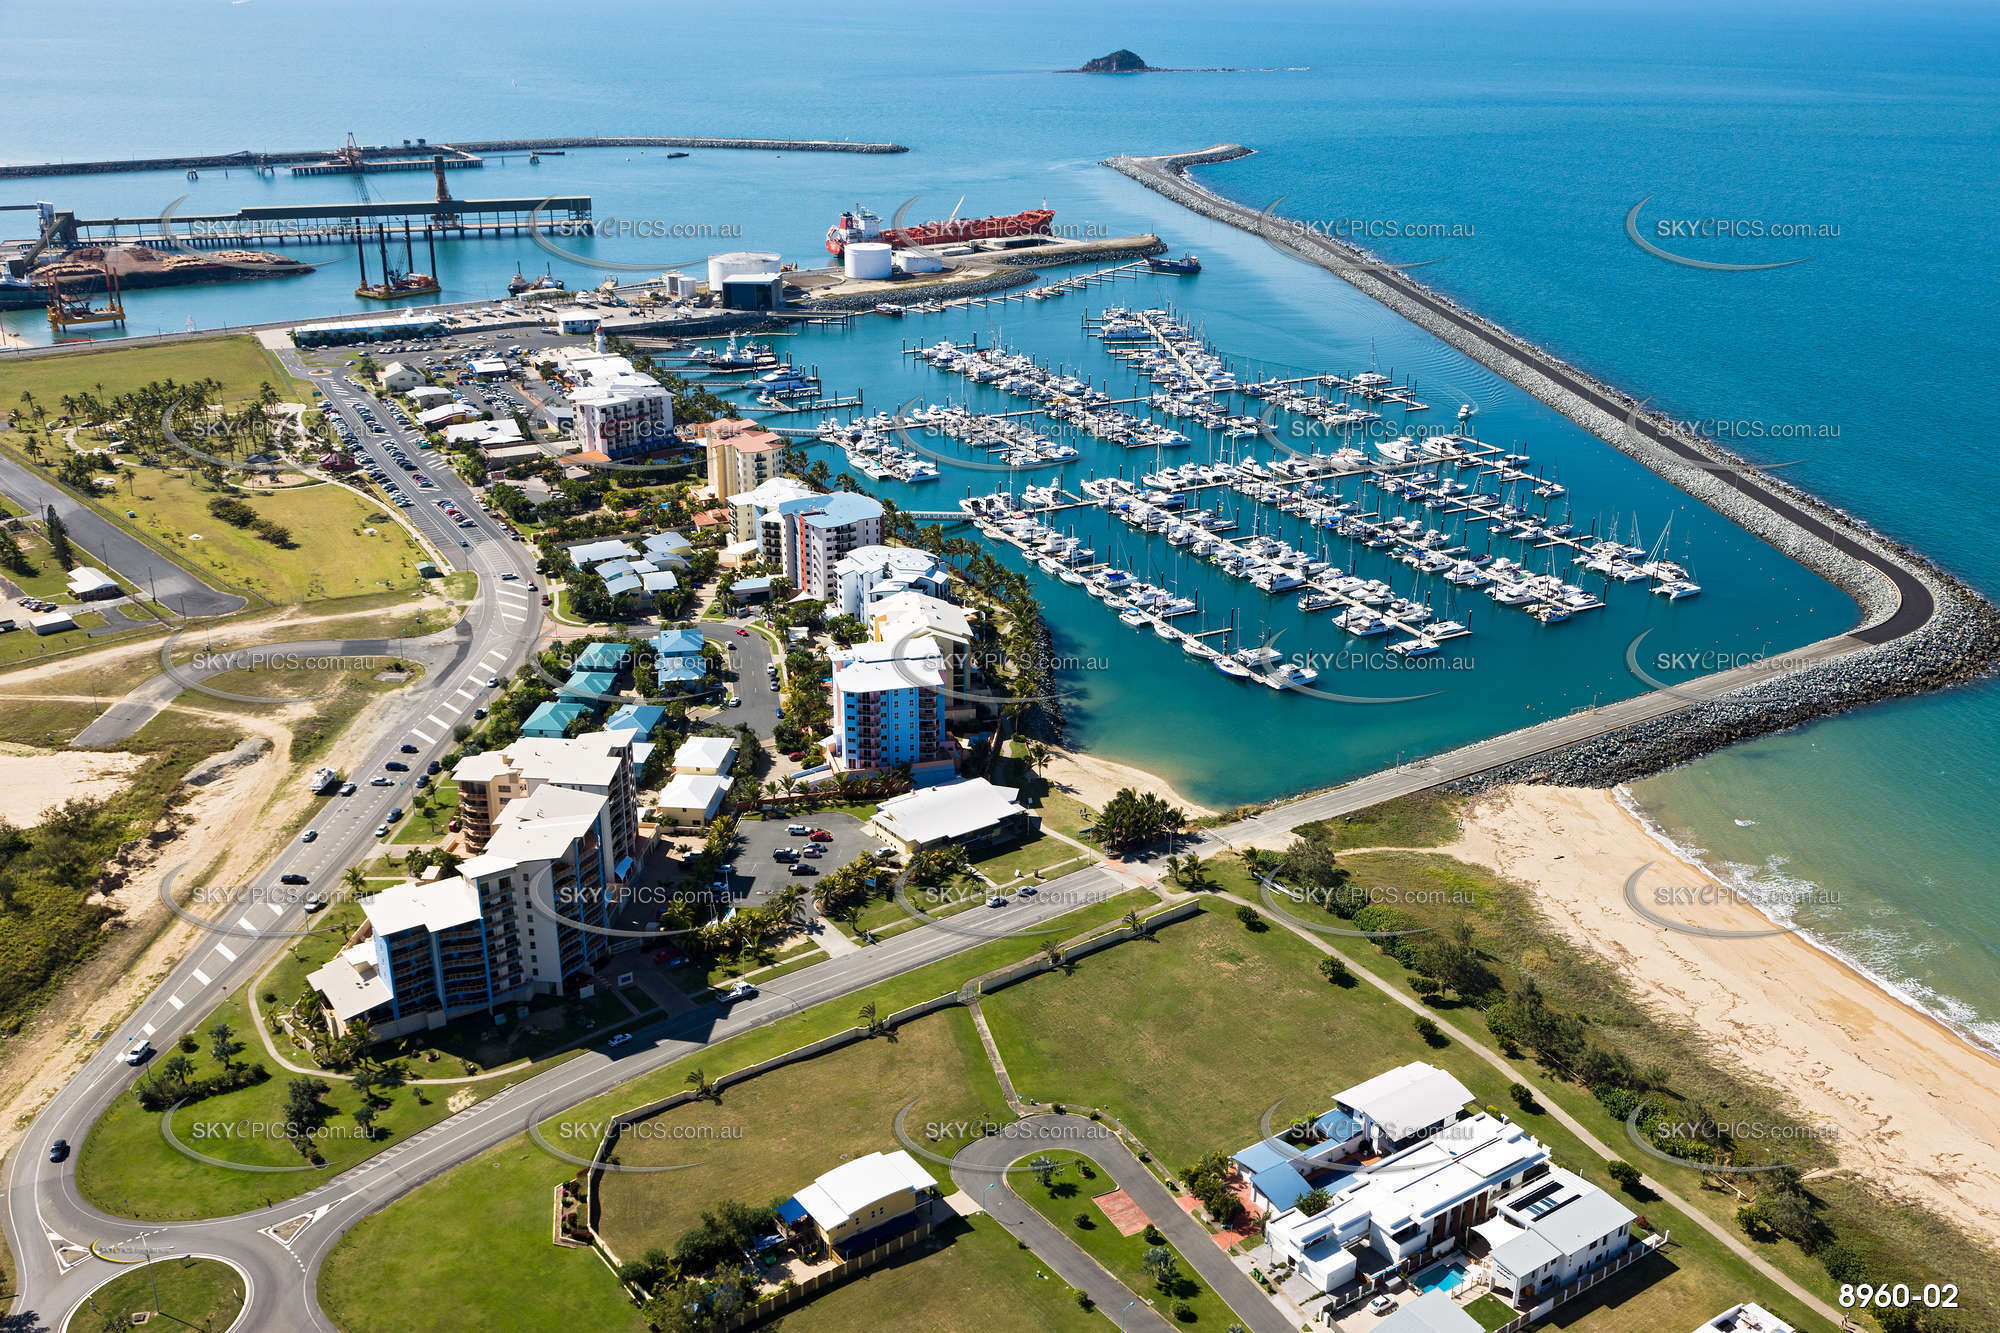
xmin=0 ymin=134 xmax=908 ymax=179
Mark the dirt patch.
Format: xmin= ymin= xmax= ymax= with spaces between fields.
xmin=0 ymin=750 xmax=145 ymax=825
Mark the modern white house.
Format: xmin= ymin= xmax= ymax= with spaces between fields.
xmin=1481 ymin=1166 xmax=1636 ymax=1308
xmin=672 ymin=734 xmax=738 ymax=776
xmin=1265 ymin=1112 xmax=1551 ymax=1293
xmin=654 ymin=772 xmax=731 ymax=828
xmin=1693 ymin=1303 xmax=1797 ymax=1333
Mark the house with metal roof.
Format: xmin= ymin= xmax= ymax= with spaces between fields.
xmin=521 ymin=700 xmax=597 ymax=738
xmin=780 ymin=1150 xmax=938 ymax=1259
xmin=571 ymin=641 xmax=632 ymax=673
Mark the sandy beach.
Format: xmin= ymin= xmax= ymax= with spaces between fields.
xmin=1443 ymin=784 xmax=2000 ymax=1245
xmin=1038 ymin=741 xmax=1215 ymax=820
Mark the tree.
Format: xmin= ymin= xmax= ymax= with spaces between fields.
xmin=1029 ymin=1155 xmax=1063 ymax=1189
xmin=1142 ymin=1246 xmax=1179 ymax=1290
xmin=1317 ymin=956 xmax=1354 ymax=986
xmin=43 ymin=506 xmax=73 ymax=569
xmin=1605 ymin=1160 xmax=1643 ymax=1194
xmin=1412 ymin=1016 xmax=1444 ymax=1047
xmin=1094 ymin=788 xmax=1185 ymax=854
xmin=1164 ymin=853 xmax=1210 ymax=890
xmin=1296 ymin=1187 xmax=1331 ymax=1217
xmin=685 ymin=1067 xmax=716 ymax=1101
xmin=207 ymin=1021 xmax=241 ymax=1071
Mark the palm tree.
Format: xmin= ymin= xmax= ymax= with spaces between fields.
xmin=1024 ymin=742 xmax=1051 ymax=792
xmin=342 ymin=865 xmax=365 ymax=898
xmin=685 ymin=1067 xmax=715 ymax=1100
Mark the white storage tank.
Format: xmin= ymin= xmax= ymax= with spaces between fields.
xmin=706 ymin=251 xmax=782 ymax=291
xmin=894 ymin=249 xmax=945 ymax=275
xmin=660 ymin=271 xmax=696 ymax=299
xmin=843 ymin=242 xmax=894 ymax=281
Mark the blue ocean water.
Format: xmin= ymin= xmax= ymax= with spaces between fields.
xmin=5 ymin=1 xmax=1998 ymax=1040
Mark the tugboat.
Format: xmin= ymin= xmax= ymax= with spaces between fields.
xmin=1147 ymin=252 xmax=1202 ymax=275
xmin=507 ymin=264 xmax=566 ymax=297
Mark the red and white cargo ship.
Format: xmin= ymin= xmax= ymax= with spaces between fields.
xmin=825 ymin=204 xmax=1056 ymax=256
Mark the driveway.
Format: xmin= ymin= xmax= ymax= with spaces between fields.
xmin=952 ymin=1112 xmax=1295 ymax=1333
xmin=700 ymin=619 xmax=778 ymax=737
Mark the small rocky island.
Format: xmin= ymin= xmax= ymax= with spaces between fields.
xmin=1067 ymin=49 xmax=1288 ymax=74
xmin=1076 ymin=49 xmax=1153 ymax=73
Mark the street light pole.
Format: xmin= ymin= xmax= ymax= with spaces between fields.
xmin=1120 ymin=1298 xmax=1137 ymax=1330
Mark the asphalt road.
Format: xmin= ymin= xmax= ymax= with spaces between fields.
xmin=0 ymin=450 xmax=247 ymax=618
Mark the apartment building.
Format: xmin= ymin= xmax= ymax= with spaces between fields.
xmin=766 ymin=492 xmax=884 ymax=603
xmin=699 ymin=417 xmax=786 ymax=504
xmin=450 ymin=732 xmax=640 ymax=873
xmin=827 ymin=635 xmax=948 ymax=774
xmin=833 ymin=545 xmax=951 ymax=618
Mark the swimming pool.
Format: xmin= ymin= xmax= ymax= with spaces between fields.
xmin=1415 ymin=1260 xmax=1470 ymax=1294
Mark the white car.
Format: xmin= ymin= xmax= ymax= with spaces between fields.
xmin=122 ymin=1041 xmax=154 ymax=1066
xmin=1368 ymin=1295 xmax=1396 ymax=1316
xmin=786 ymin=824 xmax=810 ymax=836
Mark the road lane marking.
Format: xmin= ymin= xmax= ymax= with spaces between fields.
xmin=141 ymin=1023 xmax=155 ymax=1037
xmin=266 ymin=902 xmax=285 ymax=917
xmin=426 ymin=712 xmax=453 ymax=729
xmin=192 ymin=968 xmax=211 ymax=985
xmin=238 ymin=915 xmax=258 ymax=931
xmin=411 ymin=729 xmax=436 ymax=744
xmin=215 ymin=944 xmax=237 ymax=962
xmin=167 ymin=996 xmax=184 ymax=1011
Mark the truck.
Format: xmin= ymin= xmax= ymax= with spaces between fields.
xmin=308 ymin=767 xmax=341 ymax=794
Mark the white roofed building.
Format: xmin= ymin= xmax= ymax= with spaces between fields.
xmin=869 ymin=778 xmax=1033 ymax=855
xmin=1267 ymin=1112 xmax=1552 ymax=1292
xmin=867 ymin=591 xmax=978 ymax=712
xmin=1482 ymin=1166 xmax=1635 ymax=1309
xmin=781 ymin=1150 xmax=938 ymax=1258
xmin=832 ymin=544 xmax=951 ymax=618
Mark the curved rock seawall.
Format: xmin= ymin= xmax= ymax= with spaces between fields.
xmin=1107 ymin=145 xmax=2000 ymax=785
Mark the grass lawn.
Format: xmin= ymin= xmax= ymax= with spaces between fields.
xmin=76 ymin=988 xmax=562 ymax=1221
xmin=318 ymin=1135 xmax=647 ymax=1333
xmin=86 ymin=471 xmax=426 ymax=604
xmin=1015 ymin=1149 xmax=1238 ymax=1329
xmin=69 ymin=1256 xmax=245 ymax=1333
xmin=389 ymin=782 xmax=458 ymax=844
xmin=1464 ymin=1292 xmax=1517 ymax=1330
xmin=597 ymin=1008 xmax=1008 ymax=1257
xmin=664 ymin=937 xmax=828 ymax=992
xmin=317 ymin=888 xmax=1156 ymax=1331
xmin=1294 ymin=790 xmax=1464 ymax=850
xmin=969 ymin=833 xmax=1093 ymax=887
xmin=0 ymin=335 xmax=304 ymax=412
xmin=779 ymin=1214 xmax=1100 ymax=1333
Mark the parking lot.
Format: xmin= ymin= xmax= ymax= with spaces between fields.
xmin=720 ymin=811 xmax=872 ymax=908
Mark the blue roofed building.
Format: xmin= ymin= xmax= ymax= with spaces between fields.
xmin=560 ymin=670 xmax=619 ymax=701
xmin=604 ymin=704 xmax=668 ymax=741
xmin=521 ymin=700 xmax=597 ymax=738
xmin=572 ymin=642 xmax=632 ymax=673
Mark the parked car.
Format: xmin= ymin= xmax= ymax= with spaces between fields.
xmin=339 ymin=782 xmax=357 ymax=796
xmin=279 ymin=873 xmax=309 ymax=886
xmin=1368 ymin=1295 xmax=1396 ymax=1316
xmin=607 ymin=1032 xmax=632 ymax=1048
xmin=986 ymin=895 xmax=1007 ymax=908
xmin=385 ymin=761 xmax=409 ymax=772
xmin=802 ymin=845 xmax=824 ymax=858
xmin=122 ymin=1040 xmax=154 ymax=1066
xmin=808 ymin=830 xmax=833 ymax=842
xmin=786 ymin=824 xmax=810 ymax=836
xmin=399 ymin=743 xmax=419 ymax=754
xmin=369 ymin=776 xmax=393 ymax=787
xmin=788 ymin=862 xmax=817 ymax=876
xmin=375 ymin=823 xmax=391 ymax=837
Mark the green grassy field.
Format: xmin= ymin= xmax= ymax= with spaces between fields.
xmin=317 ymin=889 xmax=1157 ymax=1332
xmin=76 ymin=989 xmax=564 ymax=1220
xmin=0 ymin=335 xmax=303 ymax=412
xmin=1294 ymin=789 xmax=1465 ymax=850
xmin=1015 ymin=1149 xmax=1238 ymax=1329
xmin=777 ymin=1214 xmax=1100 ymax=1333
xmin=597 ymin=1008 xmax=1008 ymax=1256
xmin=93 ymin=471 xmax=425 ymax=604
xmin=69 ymin=1255 xmax=245 ymax=1333
xmin=319 ymin=1135 xmax=648 ymax=1333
